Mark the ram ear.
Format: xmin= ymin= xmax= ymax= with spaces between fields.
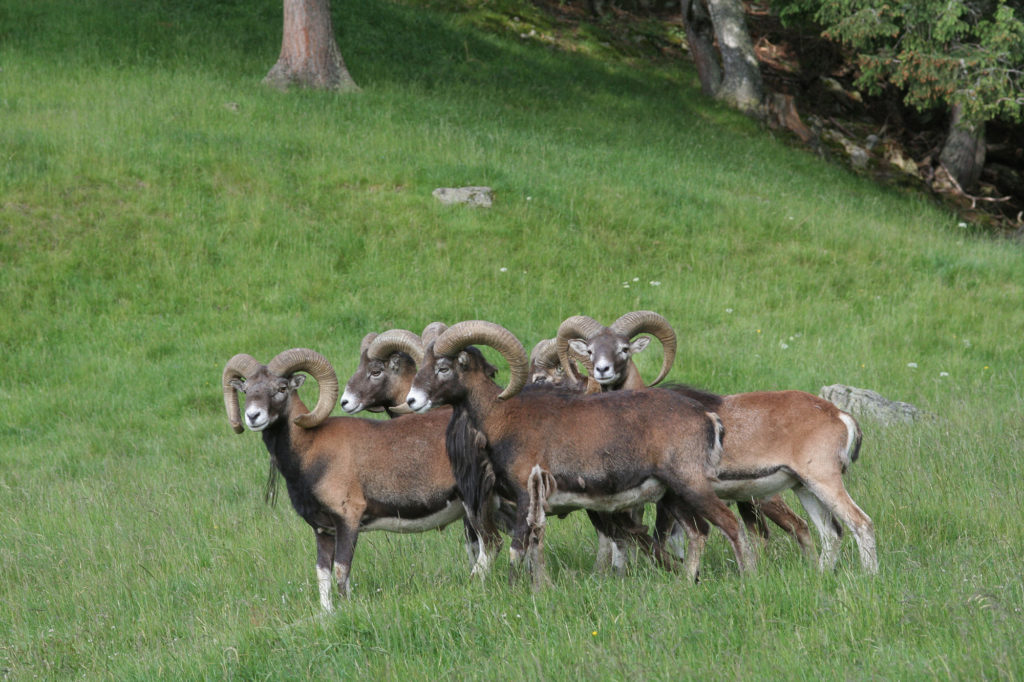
xmin=629 ymin=335 xmax=651 ymax=355
xmin=568 ymin=338 xmax=590 ymax=355
xmin=289 ymin=374 xmax=307 ymax=390
xmin=457 ymin=351 xmax=472 ymax=369
xmin=230 ymin=378 xmax=246 ymax=392
xmin=388 ymin=355 xmax=403 ymax=372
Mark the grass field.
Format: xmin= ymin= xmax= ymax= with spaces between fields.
xmin=1 ymin=0 xmax=1022 ymax=678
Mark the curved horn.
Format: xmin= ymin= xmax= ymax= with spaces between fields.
xmin=222 ymin=353 xmax=264 ymax=434
xmin=610 ymin=310 xmax=677 ymax=386
xmin=555 ymin=315 xmax=607 ymax=380
xmin=420 ymin=321 xmax=448 ymax=347
xmin=434 ymin=321 xmax=528 ymax=400
xmin=267 ymin=348 xmax=339 ymax=428
xmin=529 ymin=338 xmax=560 ymax=370
xmin=367 ymin=329 xmax=425 ymax=365
xmin=358 ymin=332 xmax=378 ymax=356
xmin=568 ymin=345 xmax=593 ymax=373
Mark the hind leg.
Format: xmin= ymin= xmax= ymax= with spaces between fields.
xmin=587 ymin=510 xmax=617 ymax=573
xmin=655 ymin=497 xmax=707 ymax=583
xmin=756 ymin=495 xmax=815 ymax=558
xmin=736 ymin=500 xmax=771 ymax=543
xmin=794 ymin=486 xmax=843 ymax=571
xmin=802 ymin=480 xmax=878 ymax=573
xmin=665 ymin=481 xmax=755 ymax=575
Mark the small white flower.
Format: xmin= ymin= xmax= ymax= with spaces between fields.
xmin=958 ymin=222 xmax=968 ymax=228
xmin=499 ymin=267 xmax=508 ymax=272
xmin=623 ymin=284 xmax=630 ymax=288
xmin=907 ymin=362 xmax=918 ymax=368
xmin=526 ymin=196 xmax=532 ymax=201
xmin=649 ymin=281 xmax=661 ymax=286
xmin=940 ymin=372 xmax=949 ymax=377
xmin=632 ymin=277 xmax=640 ymax=282
xmin=725 ymin=308 xmax=733 ymax=314
xmin=779 ymin=342 xmax=789 ymax=350
xmin=963 ymin=339 xmax=971 ymax=348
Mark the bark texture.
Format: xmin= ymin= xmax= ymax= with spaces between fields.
xmin=940 ymin=103 xmax=985 ymax=191
xmin=263 ymin=0 xmax=359 ymax=92
xmin=704 ymin=0 xmax=763 ymax=111
xmin=682 ymin=0 xmax=721 ymax=98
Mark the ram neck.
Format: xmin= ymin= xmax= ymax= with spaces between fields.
xmin=261 ymin=419 xmax=302 ymax=484
xmin=260 ymin=400 xmax=328 ymax=527
xmin=452 ymin=379 xmax=515 ymax=446
xmin=458 ymin=379 xmax=501 ymax=427
xmin=261 ymin=397 xmax=315 ymax=484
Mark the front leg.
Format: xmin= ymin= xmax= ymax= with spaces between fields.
xmin=332 ymin=516 xmax=360 ymax=599
xmin=507 ymin=490 xmax=532 ymax=586
xmin=315 ymin=528 xmax=337 ymax=612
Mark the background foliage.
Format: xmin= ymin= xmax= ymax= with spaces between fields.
xmin=1 ymin=0 xmax=1022 ymax=678
xmin=776 ymin=0 xmax=1024 ymax=124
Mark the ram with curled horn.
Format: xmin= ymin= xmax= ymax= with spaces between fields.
xmin=553 ymin=314 xmax=815 ymax=567
xmin=222 ymin=348 xmax=479 ymax=612
xmin=555 ymin=313 xmax=877 ymax=574
xmin=405 ymin=320 xmax=757 ymax=585
xmin=339 ymin=323 xmax=507 ymax=574
xmin=343 ymin=329 xmax=671 ymax=577
xmin=555 ymin=310 xmax=677 ymax=393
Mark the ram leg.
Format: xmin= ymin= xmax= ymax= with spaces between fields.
xmin=463 ymin=502 xmax=502 ymax=579
xmin=587 ymin=511 xmax=625 ymax=574
xmin=736 ymin=500 xmax=771 ymax=542
xmin=507 ymin=493 xmax=531 ymax=587
xmin=671 ymin=482 xmax=755 ymax=574
xmin=523 ymin=465 xmax=555 ymax=589
xmin=314 ymin=529 xmax=337 ymax=612
xmin=756 ymin=494 xmax=815 ymax=557
xmin=655 ymin=497 xmax=707 ymax=583
xmin=799 ymin=480 xmax=877 ymax=573
xmin=331 ymin=518 xmax=360 ymax=599
xmin=794 ymin=486 xmax=843 ymax=571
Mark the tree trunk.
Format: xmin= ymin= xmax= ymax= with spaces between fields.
xmin=263 ymin=0 xmax=359 ymax=92
xmin=704 ymin=0 xmax=763 ymax=112
xmin=682 ymin=0 xmax=722 ymax=98
xmin=940 ymin=103 xmax=985 ymax=191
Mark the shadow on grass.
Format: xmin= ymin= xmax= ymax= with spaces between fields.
xmin=2 ymin=0 xmax=704 ymax=119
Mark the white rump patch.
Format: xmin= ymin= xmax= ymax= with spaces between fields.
xmin=839 ymin=412 xmax=858 ymax=469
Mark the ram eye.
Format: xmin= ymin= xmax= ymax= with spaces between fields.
xmin=370 ymin=370 xmax=382 ymax=378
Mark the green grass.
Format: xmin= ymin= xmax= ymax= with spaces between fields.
xmin=2 ymin=0 xmax=1023 ymax=679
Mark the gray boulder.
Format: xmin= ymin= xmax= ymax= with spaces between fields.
xmin=819 ymin=384 xmax=924 ymax=425
xmin=432 ymin=186 xmax=494 ymax=207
